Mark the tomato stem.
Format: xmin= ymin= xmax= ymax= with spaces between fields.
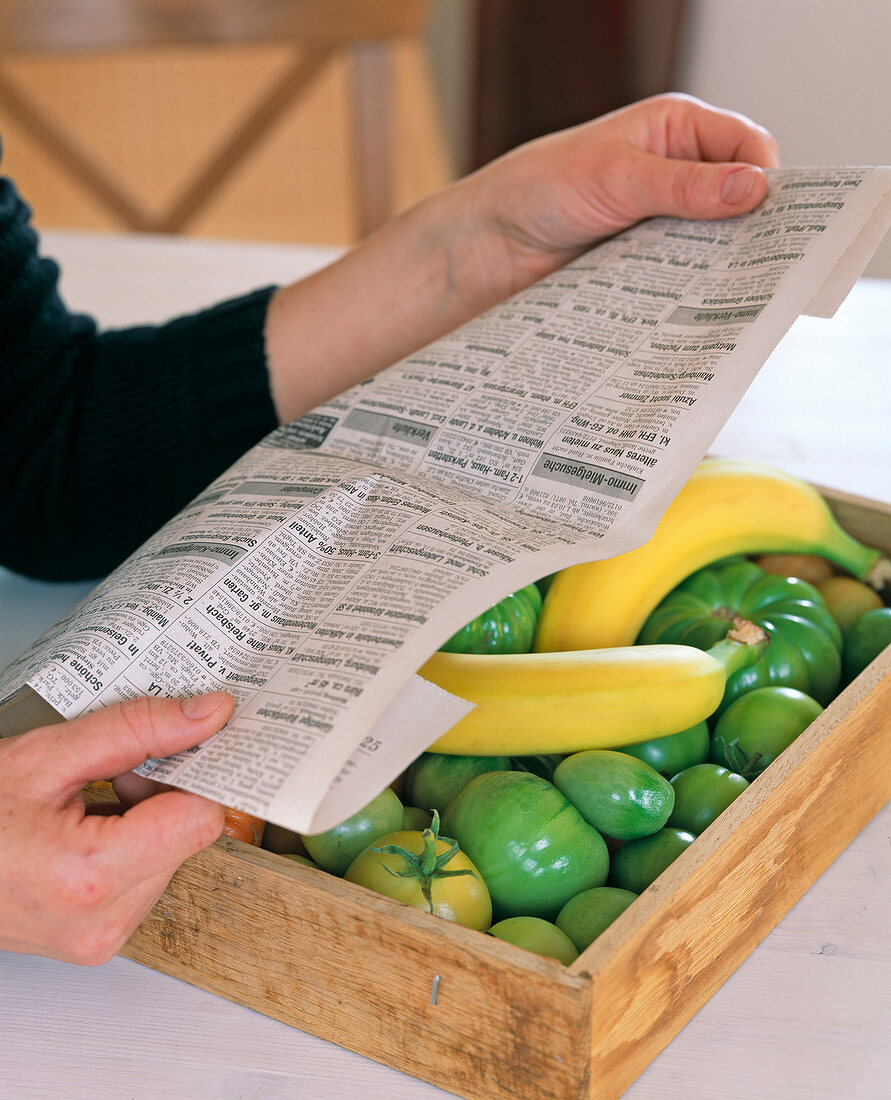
xmin=370 ymin=809 xmax=478 ymax=915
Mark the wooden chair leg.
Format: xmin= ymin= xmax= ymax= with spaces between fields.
xmin=156 ymin=46 xmax=334 ymax=233
xmin=350 ymin=40 xmax=392 ymax=238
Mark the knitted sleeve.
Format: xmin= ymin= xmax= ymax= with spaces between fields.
xmin=0 ymin=154 xmax=280 ymax=581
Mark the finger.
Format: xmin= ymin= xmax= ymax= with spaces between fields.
xmin=31 ymin=692 xmax=234 ymax=802
xmin=616 ymin=149 xmax=772 ymax=223
xmin=634 ymin=93 xmax=780 ymax=169
xmin=99 ymin=788 xmax=225 ymax=889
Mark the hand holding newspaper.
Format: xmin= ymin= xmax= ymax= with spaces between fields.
xmin=2 ymin=168 xmax=889 ymax=834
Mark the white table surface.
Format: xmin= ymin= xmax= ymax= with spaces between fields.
xmin=1 ymin=230 xmax=889 ymax=1100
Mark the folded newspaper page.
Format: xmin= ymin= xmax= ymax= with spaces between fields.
xmin=2 ymin=167 xmax=889 ymax=834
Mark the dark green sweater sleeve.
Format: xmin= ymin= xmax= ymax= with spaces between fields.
xmin=0 ymin=151 xmax=280 ymax=581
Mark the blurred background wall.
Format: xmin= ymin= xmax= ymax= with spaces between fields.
xmin=1 ymin=0 xmax=887 ymax=274
xmin=677 ymin=0 xmax=891 ymax=278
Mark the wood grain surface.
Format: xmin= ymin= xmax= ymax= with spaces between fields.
xmin=116 ymin=483 xmax=891 ymax=1099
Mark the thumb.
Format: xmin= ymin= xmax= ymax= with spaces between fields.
xmin=31 ymin=692 xmax=234 ymax=802
xmin=631 ymin=154 xmax=770 ymax=222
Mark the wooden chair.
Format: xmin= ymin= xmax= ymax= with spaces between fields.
xmin=0 ymin=0 xmax=438 ymax=238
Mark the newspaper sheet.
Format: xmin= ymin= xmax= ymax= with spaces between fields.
xmin=2 ymin=167 xmax=889 ymax=834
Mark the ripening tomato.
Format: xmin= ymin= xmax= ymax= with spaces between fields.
xmin=222 ymin=808 xmax=265 ymax=846
xmin=755 ymin=553 xmax=834 ymax=586
xmin=816 ymin=576 xmax=883 ymax=636
xmin=344 ymin=814 xmax=492 ymax=931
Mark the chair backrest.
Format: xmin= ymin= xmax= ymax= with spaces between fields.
xmin=0 ymin=0 xmax=431 ymax=54
xmin=0 ymin=0 xmax=444 ymax=239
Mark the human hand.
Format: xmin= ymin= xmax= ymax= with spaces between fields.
xmin=265 ymin=94 xmax=779 ymax=422
xmin=449 ymin=92 xmax=781 ymax=297
xmin=0 ymin=691 xmax=232 ymax=965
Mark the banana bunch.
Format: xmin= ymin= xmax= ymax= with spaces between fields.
xmin=420 ymin=620 xmax=767 ymax=755
xmin=535 ymin=458 xmax=890 ymax=652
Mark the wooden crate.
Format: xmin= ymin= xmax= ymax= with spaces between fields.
xmin=119 ymin=486 xmax=891 ymax=1100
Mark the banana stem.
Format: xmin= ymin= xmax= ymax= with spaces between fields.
xmin=865 ymin=555 xmax=891 ymax=600
xmin=707 ymin=617 xmax=770 ymax=679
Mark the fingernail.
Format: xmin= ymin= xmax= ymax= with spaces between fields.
xmin=180 ymin=691 xmax=230 ymax=720
xmin=720 ymin=167 xmax=757 ymax=204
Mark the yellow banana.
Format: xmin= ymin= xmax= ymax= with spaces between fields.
xmin=535 ymin=458 xmax=890 ymax=652
xmin=420 ymin=620 xmax=767 ymax=755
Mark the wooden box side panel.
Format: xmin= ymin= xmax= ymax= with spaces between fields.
xmin=571 ymin=645 xmax=891 ymax=1099
xmin=821 ymin=485 xmax=891 ymax=552
xmin=122 ymin=844 xmax=592 ymax=1100
xmin=121 ymin=484 xmax=890 ymax=1100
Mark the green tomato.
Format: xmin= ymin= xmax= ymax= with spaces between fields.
xmin=817 ymin=576 xmax=884 ymax=635
xmin=443 ymin=771 xmax=609 ymax=921
xmin=509 ymin=753 xmax=566 ymax=782
xmin=843 ymin=607 xmax=891 ymax=684
xmin=607 ymin=828 xmax=695 ymax=894
xmin=404 ymin=752 xmax=512 ymax=818
xmin=535 ymin=573 xmax=555 ymax=598
xmin=552 ymin=750 xmax=674 ymax=840
xmin=403 ymin=806 xmax=433 ymax=831
xmin=621 ymin=721 xmax=710 ymax=778
xmin=710 ymin=686 xmax=823 ymax=779
xmin=279 ymin=853 xmax=317 ymax=869
xmin=440 ymin=584 xmax=542 ymax=654
xmin=302 ymin=787 xmax=404 ymax=876
xmin=555 ymin=887 xmax=638 ymax=952
xmin=489 ymin=916 xmax=578 ymax=965
xmin=638 ymin=558 xmax=842 ymax=713
xmin=344 ymin=819 xmax=492 ymax=931
xmin=667 ymin=763 xmax=750 ymax=835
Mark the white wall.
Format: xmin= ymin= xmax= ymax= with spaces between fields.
xmin=678 ymin=0 xmax=891 ymax=277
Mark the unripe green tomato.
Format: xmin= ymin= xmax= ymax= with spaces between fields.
xmin=489 ymin=916 xmax=578 ymax=965
xmin=402 ymin=806 xmax=433 ymax=831
xmin=279 ymin=853 xmax=318 ymax=869
xmin=607 ymin=828 xmax=695 ymax=894
xmin=440 ymin=584 xmax=542 ymax=654
xmin=443 ymin=771 xmax=609 ymax=921
xmin=552 ymin=750 xmax=674 ymax=840
xmin=404 ymin=752 xmax=512 ymax=818
xmin=509 ymin=753 xmax=566 ymax=782
xmin=302 ymin=787 xmax=404 ymax=875
xmin=843 ymin=607 xmax=891 ymax=684
xmin=638 ymin=559 xmax=842 ymax=714
xmin=710 ymin=686 xmax=823 ymax=779
xmin=555 ymin=887 xmax=638 ymax=952
xmin=621 ymin=721 xmax=710 ymax=778
xmin=667 ymin=763 xmax=749 ymax=835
